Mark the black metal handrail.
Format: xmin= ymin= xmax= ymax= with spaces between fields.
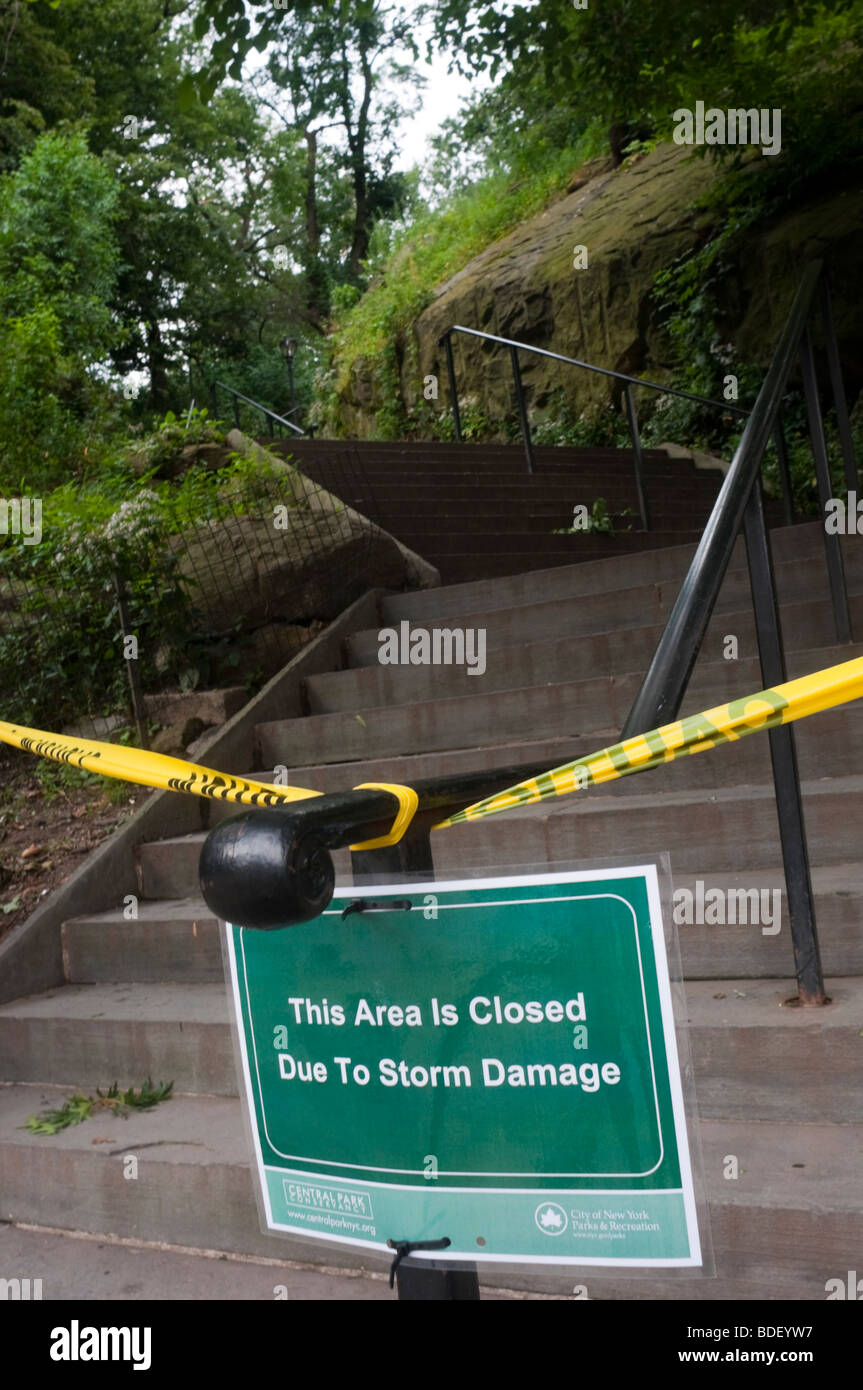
xmin=439 ymin=323 xmax=756 ymax=530
xmin=622 ymin=261 xmax=857 ymax=1004
xmin=209 ymin=380 xmax=308 ymax=437
xmin=201 ymin=266 xmax=857 ymax=1008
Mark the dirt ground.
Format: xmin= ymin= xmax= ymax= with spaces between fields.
xmin=0 ymin=744 xmax=139 ymax=947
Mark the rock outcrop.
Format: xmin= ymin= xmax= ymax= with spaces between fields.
xmin=332 ymin=144 xmax=863 ymax=436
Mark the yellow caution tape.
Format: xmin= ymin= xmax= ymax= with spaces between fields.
xmin=349 ymin=782 xmax=420 ymax=850
xmin=433 ymin=656 xmax=863 ymax=829
xmin=6 ymin=654 xmax=862 ymax=842
xmin=0 ymin=719 xmax=321 ymax=809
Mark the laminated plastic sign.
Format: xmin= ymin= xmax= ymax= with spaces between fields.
xmin=224 ymin=866 xmax=703 ymax=1267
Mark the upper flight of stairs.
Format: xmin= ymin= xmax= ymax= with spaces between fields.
xmin=1 ymin=518 xmax=861 ymax=1299
xmin=265 ymin=439 xmax=735 ymax=583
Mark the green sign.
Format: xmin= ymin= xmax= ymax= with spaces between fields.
xmin=225 ymin=867 xmax=703 ymax=1266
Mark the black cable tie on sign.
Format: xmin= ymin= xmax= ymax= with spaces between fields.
xmin=386 ymin=1237 xmax=451 ymax=1289
xmin=341 ymin=899 xmax=412 ymax=920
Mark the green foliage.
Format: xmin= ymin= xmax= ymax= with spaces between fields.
xmin=531 ymin=394 xmax=633 ymax=450
xmin=0 ymin=128 xmax=124 ymax=486
xmin=0 ymin=128 xmax=122 ymax=358
xmin=553 ymin=498 xmax=634 ymax=536
xmin=123 ymin=407 xmax=225 ymax=474
xmin=23 ymin=1079 xmax=174 ymax=1135
xmin=432 ymin=397 xmax=500 ymax=444
xmin=0 ymin=408 xmax=305 ymax=726
xmin=324 ymin=131 xmax=592 ymax=436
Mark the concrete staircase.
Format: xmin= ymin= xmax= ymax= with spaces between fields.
xmin=1 ymin=518 xmax=861 ymax=1298
xmin=266 ymin=439 xmax=732 ymax=582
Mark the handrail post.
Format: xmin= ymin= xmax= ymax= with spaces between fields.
xmin=799 ymin=326 xmax=852 ymax=643
xmin=442 ymin=332 xmax=462 ymax=443
xmin=232 ymin=391 xmax=241 ymax=430
xmin=623 ymin=384 xmax=650 ymax=530
xmin=742 ymin=479 xmax=826 ymax=1005
xmin=620 ymin=261 xmax=823 ymax=739
xmin=819 ymin=277 xmax=859 ymax=494
xmin=349 ymin=827 xmax=481 ymax=1300
xmin=509 ymin=345 xmax=535 ymax=474
xmin=773 ymin=411 xmax=795 ymax=527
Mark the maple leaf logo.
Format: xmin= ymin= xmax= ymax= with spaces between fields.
xmin=539 ymin=1207 xmax=563 ymax=1229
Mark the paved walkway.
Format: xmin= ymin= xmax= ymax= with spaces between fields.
xmin=0 ymin=1225 xmax=536 ymax=1301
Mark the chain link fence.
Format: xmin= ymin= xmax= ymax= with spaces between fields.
xmin=0 ymin=450 xmax=392 ymax=744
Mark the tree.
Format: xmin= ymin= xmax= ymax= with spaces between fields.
xmin=0 ymin=128 xmax=124 ymax=483
xmin=427 ymin=0 xmax=856 ymax=165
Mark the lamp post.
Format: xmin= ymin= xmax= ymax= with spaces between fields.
xmin=279 ymin=336 xmax=298 ymax=420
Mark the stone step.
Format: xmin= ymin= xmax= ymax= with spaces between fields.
xmin=4 ymin=1084 xmax=858 ymax=1295
xmin=138 ymin=773 xmax=863 ymax=899
xmin=326 ymin=484 xmax=718 ymax=509
xmin=346 ymin=475 xmax=718 ymax=495
xmin=2 ymin=977 xmax=861 ymax=1121
xmin=258 ymin=642 xmax=862 ymax=764
xmin=0 ymin=1084 xmax=858 ymax=1296
xmin=376 ymin=525 xmax=862 ymax=624
xmin=63 ymin=899 xmax=226 ymax=985
xmin=388 ymin=528 xmax=709 ymax=557
xmin=431 ymin=552 xmax=689 ymax=584
xmin=275 ymin=440 xmax=683 ymax=467
xmin=222 ymin=704 xmax=861 ymax=812
xmin=356 ymin=504 xmax=716 ymax=531
xmin=455 ymin=775 xmax=863 ymax=877
xmin=61 ymin=861 xmax=863 ymax=986
xmin=311 ymin=598 xmax=863 ymax=707
xmin=346 ymin=591 xmax=863 ymax=673
xmin=0 ymin=1224 xmax=397 ymax=1301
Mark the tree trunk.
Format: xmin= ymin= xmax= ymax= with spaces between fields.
xmin=146 ymin=317 xmax=170 ymax=413
xmin=304 ymin=127 xmax=320 ymax=257
xmin=348 ymin=159 xmax=370 ymax=274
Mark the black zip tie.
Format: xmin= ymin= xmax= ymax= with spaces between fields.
xmin=386 ymin=1237 xmax=451 ymax=1288
xmin=341 ymin=898 xmax=412 ymax=920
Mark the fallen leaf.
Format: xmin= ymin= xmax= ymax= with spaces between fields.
xmin=2 ymin=896 xmax=21 ymax=914
xmin=20 ymin=843 xmax=39 ymax=859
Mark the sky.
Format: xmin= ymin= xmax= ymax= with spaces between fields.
xmin=396 ymin=43 xmax=481 ymax=168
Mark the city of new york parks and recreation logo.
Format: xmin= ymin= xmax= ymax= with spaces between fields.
xmin=535 ymin=1202 xmax=569 ymax=1236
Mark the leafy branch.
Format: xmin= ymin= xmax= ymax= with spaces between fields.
xmin=22 ymin=1079 xmax=174 ymax=1135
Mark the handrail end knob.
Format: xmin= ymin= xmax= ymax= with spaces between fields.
xmin=200 ymin=809 xmax=335 ymax=929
